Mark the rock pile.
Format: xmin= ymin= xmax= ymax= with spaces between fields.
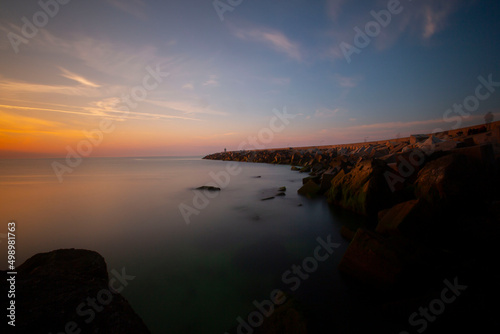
xmin=205 ymin=123 xmax=500 ymax=331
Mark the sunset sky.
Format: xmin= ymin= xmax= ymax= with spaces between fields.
xmin=1 ymin=0 xmax=499 ymax=158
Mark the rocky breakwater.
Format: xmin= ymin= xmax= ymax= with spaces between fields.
xmin=205 ymin=122 xmax=500 ymax=332
xmin=1 ymin=249 xmax=150 ymax=334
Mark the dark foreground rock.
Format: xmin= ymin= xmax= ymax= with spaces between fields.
xmin=1 ymin=249 xmax=150 ymax=334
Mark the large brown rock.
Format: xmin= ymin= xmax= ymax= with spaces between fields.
xmin=1 ymin=249 xmax=150 ymax=334
xmin=319 ymin=167 xmax=340 ymax=193
xmin=327 ymin=158 xmax=394 ymax=217
xmin=376 ymin=199 xmax=435 ymax=241
xmin=297 ymin=180 xmax=320 ymax=198
xmin=414 ymin=153 xmax=489 ymax=207
xmin=339 ymin=229 xmax=403 ymax=288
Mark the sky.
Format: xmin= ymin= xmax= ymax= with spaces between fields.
xmin=0 ymin=0 xmax=499 ymax=158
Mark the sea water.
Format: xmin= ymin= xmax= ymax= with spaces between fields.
xmin=0 ymin=156 xmax=359 ymax=333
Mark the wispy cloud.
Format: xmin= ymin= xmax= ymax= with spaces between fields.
xmin=334 ymin=74 xmax=362 ymax=88
xmin=145 ymin=99 xmax=228 ymax=116
xmin=314 ymin=107 xmax=341 ymax=118
xmin=0 ymin=101 xmax=201 ymax=122
xmin=326 ymin=1 xmax=462 ymax=58
xmin=326 ymin=0 xmax=345 ymax=19
xmin=34 ymin=30 xmax=180 ymax=83
xmin=0 ymin=79 xmax=107 ymax=97
xmin=420 ymin=2 xmax=456 ymax=39
xmin=202 ymin=75 xmax=219 ymax=87
xmin=59 ymin=67 xmax=100 ymax=87
xmin=106 ymin=0 xmax=147 ymax=20
xmin=182 ymin=83 xmax=194 ymax=90
xmin=232 ymin=26 xmax=303 ymax=61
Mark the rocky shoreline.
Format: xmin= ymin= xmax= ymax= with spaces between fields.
xmin=204 ymin=122 xmax=500 ymax=333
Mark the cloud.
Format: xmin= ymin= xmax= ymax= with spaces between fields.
xmin=0 ymin=78 xmax=107 ymax=97
xmin=145 ymin=99 xmax=228 ymax=116
xmin=59 ymin=67 xmax=100 ymax=87
xmin=34 ymin=30 xmax=180 ymax=83
xmin=420 ymin=2 xmax=457 ymax=39
xmin=232 ymin=26 xmax=303 ymax=61
xmin=327 ymin=0 xmax=345 ymax=19
xmin=202 ymin=75 xmax=219 ymax=87
xmin=326 ymin=1 xmax=462 ymax=58
xmin=106 ymin=0 xmax=147 ymax=20
xmin=334 ymin=74 xmax=362 ymax=88
xmin=314 ymin=107 xmax=341 ymax=118
xmin=84 ymin=98 xmax=201 ymax=121
xmin=0 ymin=101 xmax=200 ymax=122
xmin=182 ymin=83 xmax=194 ymax=90
xmin=0 ymin=110 xmax=63 ymax=130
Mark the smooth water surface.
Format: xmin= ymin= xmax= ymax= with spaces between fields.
xmin=0 ymin=157 xmax=357 ymax=333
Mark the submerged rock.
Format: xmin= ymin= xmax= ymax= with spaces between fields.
xmin=196 ymin=186 xmax=221 ymax=191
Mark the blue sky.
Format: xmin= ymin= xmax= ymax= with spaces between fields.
xmin=1 ymin=0 xmax=499 ymax=157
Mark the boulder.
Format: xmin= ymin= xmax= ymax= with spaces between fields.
xmin=297 ymin=180 xmax=320 ymax=198
xmin=302 ymin=174 xmax=321 ymax=185
xmin=414 ymin=153 xmax=489 ymax=208
xmin=319 ymin=168 xmax=340 ymax=193
xmin=340 ymin=225 xmax=357 ymax=242
xmin=339 ymin=229 xmax=403 ymax=288
xmin=376 ymin=199 xmax=433 ymax=237
xmin=1 ymin=249 xmax=150 ymax=333
xmin=410 ymin=134 xmax=429 ymax=145
xmin=327 ymin=159 xmax=394 ymax=217
xmin=452 ymin=144 xmax=495 ymax=171
xmin=472 ymin=130 xmax=500 ymax=146
xmin=299 ymin=166 xmax=311 ymax=173
xmin=371 ymin=147 xmax=390 ymax=158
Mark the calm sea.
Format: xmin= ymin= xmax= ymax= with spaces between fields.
xmin=0 ymin=156 xmax=359 ymax=333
